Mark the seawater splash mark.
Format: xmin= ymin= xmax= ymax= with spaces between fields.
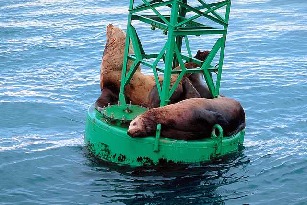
xmin=0 ymin=133 xmax=84 ymax=153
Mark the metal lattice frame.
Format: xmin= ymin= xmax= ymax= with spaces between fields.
xmin=119 ymin=0 xmax=231 ymax=107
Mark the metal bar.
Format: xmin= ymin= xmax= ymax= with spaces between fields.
xmin=184 ymin=36 xmax=192 ymax=58
xmin=129 ymin=25 xmax=145 ymax=58
xmin=174 ymin=29 xmax=226 ymax=36
xmin=132 ymin=0 xmax=172 ymax=13
xmin=197 ymin=0 xmax=225 ymax=22
xmin=173 ymin=0 xmax=187 ymax=67
xmin=196 ymin=0 xmax=230 ymax=23
xmin=152 ymin=44 xmax=167 ymax=96
xmin=179 ymin=2 xmax=228 ymax=26
xmin=176 ymin=13 xmax=201 ymax=28
xmin=201 ymin=37 xmax=224 ymax=97
xmin=169 ymin=70 xmax=186 ymax=98
xmin=141 ymin=0 xmax=170 ymax=25
xmin=119 ymin=0 xmax=134 ymax=106
xmin=132 ymin=14 xmax=168 ymax=31
xmin=128 ymin=54 xmax=165 ymax=71
xmin=170 ymin=67 xmax=217 ymax=74
xmin=224 ymin=0 xmax=231 ymax=24
xmin=160 ymin=0 xmax=179 ymax=106
xmin=168 ymin=43 xmax=187 ymax=97
xmin=153 ymin=0 xmax=179 ymax=153
xmin=174 ymin=42 xmax=187 ymax=72
xmin=214 ymin=2 xmax=230 ymax=95
xmin=124 ymin=60 xmax=141 ymax=86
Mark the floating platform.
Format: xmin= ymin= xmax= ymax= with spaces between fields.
xmin=84 ymin=104 xmax=245 ymax=167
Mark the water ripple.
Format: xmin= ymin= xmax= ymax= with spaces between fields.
xmin=0 ymin=0 xmax=307 ymax=204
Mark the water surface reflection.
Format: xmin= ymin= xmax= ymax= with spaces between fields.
xmin=86 ymin=150 xmax=250 ymax=204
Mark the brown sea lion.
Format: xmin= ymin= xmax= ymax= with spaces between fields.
xmin=171 ymin=50 xmax=213 ymax=99
xmin=186 ymin=50 xmax=213 ymax=99
xmin=187 ymin=72 xmax=213 ymax=99
xmin=127 ymin=97 xmax=245 ymax=140
xmin=97 ymin=24 xmax=158 ymax=108
xmin=100 ymin=24 xmax=139 ymax=90
xmin=95 ymin=88 xmax=119 ymax=108
xmin=147 ymin=50 xmax=214 ymax=106
xmin=147 ymin=77 xmax=201 ymax=108
xmin=194 ymin=50 xmax=210 ymax=62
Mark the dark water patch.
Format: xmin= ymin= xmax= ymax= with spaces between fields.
xmin=82 ymin=148 xmax=251 ymax=204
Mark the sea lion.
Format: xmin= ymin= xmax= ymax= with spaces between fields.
xmin=147 ymin=77 xmax=201 ymax=108
xmin=171 ymin=50 xmax=213 ymax=99
xmin=194 ymin=50 xmax=210 ymax=62
xmin=95 ymin=87 xmax=119 ymax=108
xmin=187 ymin=72 xmax=213 ymax=99
xmin=185 ymin=50 xmax=213 ymax=99
xmin=127 ymin=97 xmax=245 ymax=140
xmin=147 ymin=50 xmax=215 ymax=106
xmin=97 ymin=24 xmax=158 ymax=108
xmin=100 ymin=24 xmax=139 ymax=89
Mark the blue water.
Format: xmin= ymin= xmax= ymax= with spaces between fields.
xmin=1 ymin=0 xmax=306 ymax=204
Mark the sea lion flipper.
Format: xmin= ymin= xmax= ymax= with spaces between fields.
xmin=161 ymin=128 xmax=208 ymax=140
xmin=194 ymin=108 xmax=229 ymax=130
xmin=148 ymin=85 xmax=160 ymax=108
xmin=182 ymin=78 xmax=201 ymax=99
xmin=95 ymin=88 xmax=119 ymax=109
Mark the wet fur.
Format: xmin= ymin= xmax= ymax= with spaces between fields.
xmin=147 ymin=77 xmax=199 ymax=108
xmin=98 ymin=24 xmax=157 ymax=108
xmin=128 ymin=97 xmax=245 ymax=140
xmin=95 ymin=87 xmax=119 ymax=108
xmin=100 ymin=24 xmax=139 ymax=89
xmin=186 ymin=50 xmax=213 ymax=99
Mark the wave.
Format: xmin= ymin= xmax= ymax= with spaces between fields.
xmin=0 ymin=133 xmax=84 ymax=153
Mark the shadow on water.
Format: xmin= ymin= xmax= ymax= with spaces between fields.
xmin=83 ymin=147 xmax=251 ymax=205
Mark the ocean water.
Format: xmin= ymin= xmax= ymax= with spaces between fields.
xmin=1 ymin=0 xmax=307 ymax=204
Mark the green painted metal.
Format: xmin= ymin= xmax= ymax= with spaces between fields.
xmin=85 ymin=105 xmax=244 ymax=167
xmin=84 ymin=0 xmax=244 ymax=166
xmin=120 ymin=0 xmax=232 ymax=104
xmin=97 ymin=103 xmax=148 ymax=126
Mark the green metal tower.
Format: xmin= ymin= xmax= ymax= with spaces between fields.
xmin=119 ymin=0 xmax=231 ymax=107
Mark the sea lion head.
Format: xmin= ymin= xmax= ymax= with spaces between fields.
xmin=127 ymin=115 xmax=156 ymax=138
xmin=127 ymin=115 xmax=147 ymax=137
xmin=194 ymin=50 xmax=210 ymax=61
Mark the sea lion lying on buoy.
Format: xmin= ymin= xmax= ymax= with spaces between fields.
xmin=127 ymin=97 xmax=245 ymax=140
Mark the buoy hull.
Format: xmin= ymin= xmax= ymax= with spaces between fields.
xmin=85 ymin=104 xmax=244 ymax=167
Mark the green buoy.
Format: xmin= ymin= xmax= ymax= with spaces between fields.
xmin=85 ymin=0 xmax=245 ymax=167
xmin=85 ymin=104 xmax=244 ymax=166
